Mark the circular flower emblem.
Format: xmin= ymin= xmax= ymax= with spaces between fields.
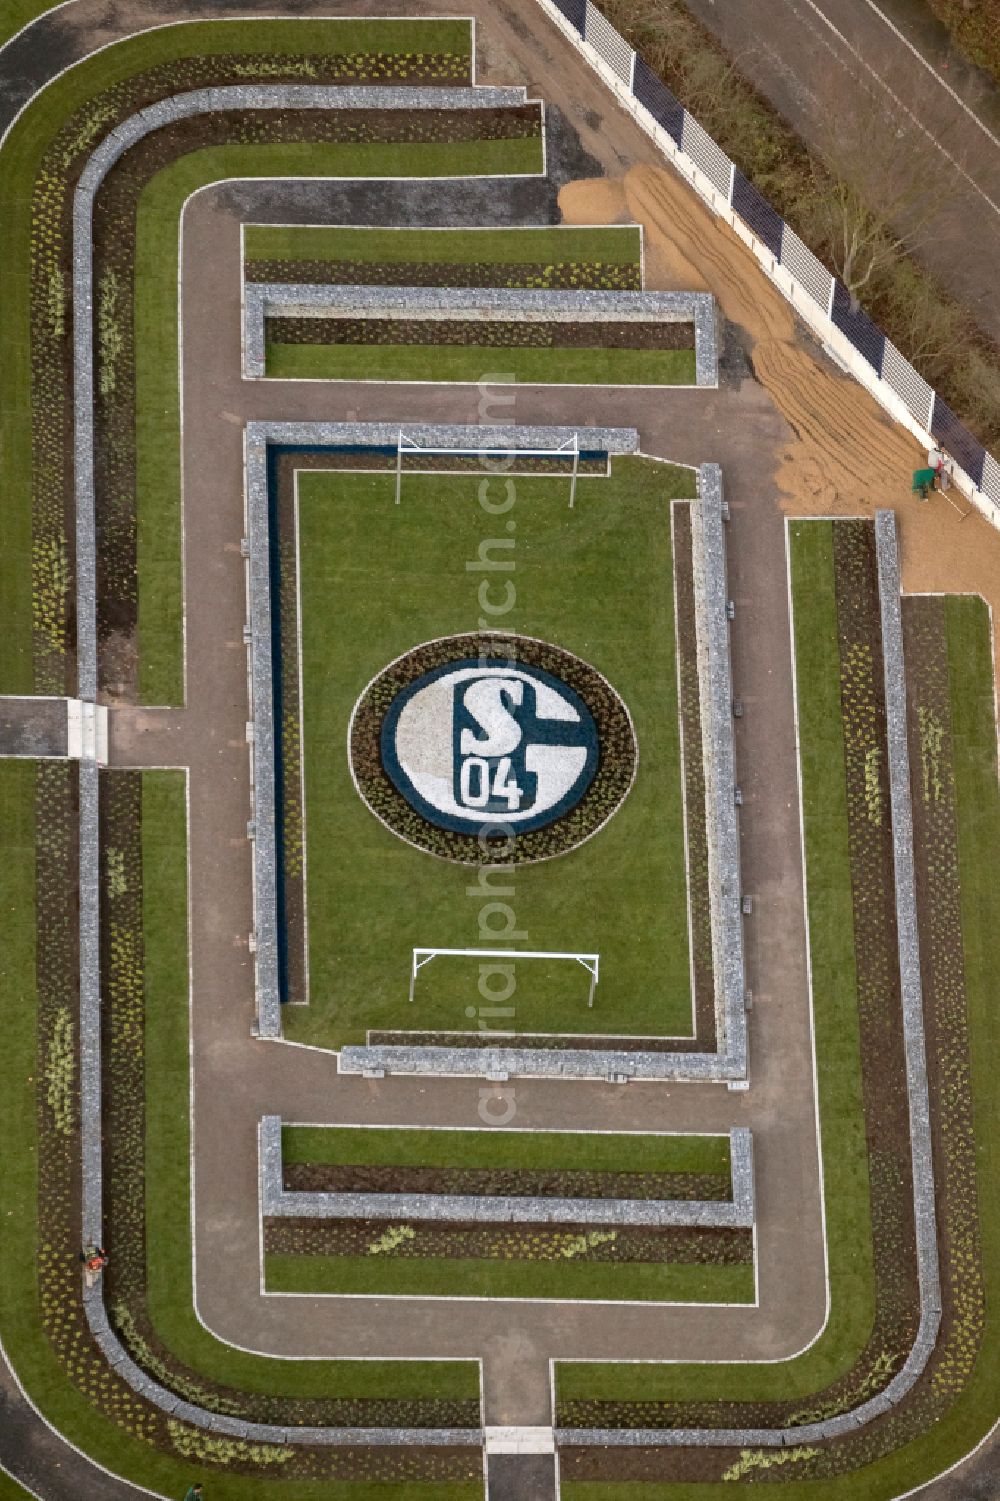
xmin=349 ymin=634 xmax=637 ymax=864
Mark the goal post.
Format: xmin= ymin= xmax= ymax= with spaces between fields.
xmin=394 ymin=431 xmax=582 ymax=508
xmin=409 ymin=947 xmax=600 ymax=1007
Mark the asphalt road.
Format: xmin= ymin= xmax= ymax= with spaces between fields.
xmin=682 ymin=0 xmax=1000 ymax=340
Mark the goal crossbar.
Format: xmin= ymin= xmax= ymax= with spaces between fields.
xmin=409 ymin=947 xmax=600 ymax=1007
xmin=394 ymin=431 xmax=582 ymax=507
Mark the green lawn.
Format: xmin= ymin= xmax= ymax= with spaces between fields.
xmin=287 ymin=457 xmax=698 ymax=1048
xmin=265 ymin=343 xmax=696 ymax=386
xmin=282 ymin=1126 xmax=732 ymax=1179
xmin=558 ymin=519 xmax=874 ymax=1409
xmin=0 ymin=1471 xmax=33 ymax=1501
xmin=245 ymin=223 xmax=642 ymax=267
xmin=267 ymin=1256 xmax=754 ymax=1305
xmin=0 ymin=17 xmax=474 ymax=696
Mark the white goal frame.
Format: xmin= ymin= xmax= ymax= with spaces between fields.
xmin=394 ymin=430 xmax=583 ymax=507
xmin=409 ymin=946 xmax=600 ymax=1007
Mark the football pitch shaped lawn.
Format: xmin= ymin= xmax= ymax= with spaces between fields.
xmin=283 ymin=455 xmax=700 ymax=1049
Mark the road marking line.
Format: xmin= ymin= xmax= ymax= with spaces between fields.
xmin=857 ymin=0 xmax=1000 ymax=153
xmin=791 ymin=0 xmax=1000 ymax=220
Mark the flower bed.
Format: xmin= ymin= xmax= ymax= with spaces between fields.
xmin=249 ymin=255 xmax=641 ymax=289
xmin=90 ymin=105 xmax=541 ymax=700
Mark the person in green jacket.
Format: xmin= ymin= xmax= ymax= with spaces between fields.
xmin=182 ymin=1487 xmax=203 ymax=1500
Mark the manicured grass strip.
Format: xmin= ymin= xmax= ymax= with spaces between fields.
xmin=283 ymin=1127 xmax=731 ymax=1179
xmin=0 ymin=17 xmax=473 ymax=696
xmin=135 ymin=138 xmax=540 ymax=706
xmin=265 ymin=343 xmax=697 ymax=386
xmin=142 ymin=771 xmax=477 ymax=1406
xmin=0 ymin=1472 xmax=34 ymax=1501
xmin=288 ymin=458 xmax=696 ymax=1049
xmin=0 ymin=0 xmax=67 ymax=49
xmin=266 ymin=1256 xmax=755 ymax=1305
xmin=246 ymin=224 xmax=641 ymax=266
xmin=557 ymin=519 xmax=874 ymax=1407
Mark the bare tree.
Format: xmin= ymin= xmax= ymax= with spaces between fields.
xmin=792 ymin=81 xmax=964 ymax=304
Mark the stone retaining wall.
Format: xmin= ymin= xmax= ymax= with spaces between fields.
xmin=692 ymin=465 xmax=746 ymax=1074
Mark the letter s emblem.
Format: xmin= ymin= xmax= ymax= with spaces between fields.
xmin=458 ymin=677 xmax=524 ymax=758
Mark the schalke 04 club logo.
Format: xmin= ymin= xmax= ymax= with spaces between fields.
xmin=349 ymin=635 xmax=637 ymax=864
xmin=382 ymin=660 xmax=599 ymax=834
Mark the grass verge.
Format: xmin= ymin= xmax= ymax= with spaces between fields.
xmin=264 ymin=343 xmax=696 ymax=386
xmin=245 ymin=223 xmax=642 ymax=266
xmin=266 ymin=1256 xmax=754 ymax=1304
xmin=288 ymin=456 xmax=697 ymax=1048
xmin=282 ymin=1127 xmax=732 ymax=1178
xmin=0 ymin=0 xmax=70 ymax=49
xmin=0 ymin=1474 xmax=32 ymax=1501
